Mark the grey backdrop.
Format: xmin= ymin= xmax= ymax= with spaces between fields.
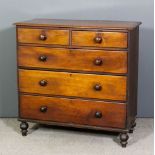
xmin=0 ymin=0 xmax=153 ymax=117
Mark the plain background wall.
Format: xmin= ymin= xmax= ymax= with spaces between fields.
xmin=0 ymin=0 xmax=153 ymax=117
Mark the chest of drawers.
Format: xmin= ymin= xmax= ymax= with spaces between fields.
xmin=15 ymin=19 xmax=141 ymax=147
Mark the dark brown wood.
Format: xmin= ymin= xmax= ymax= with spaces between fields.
xmin=18 ymin=118 xmax=129 ymax=132
xmin=95 ymin=111 xmax=102 ymax=118
xmin=39 ymin=34 xmax=47 ymax=41
xmin=126 ymin=27 xmax=139 ymax=129
xmin=94 ymin=84 xmax=102 ymax=91
xmin=18 ymin=46 xmax=127 ymax=74
xmin=39 ymin=80 xmax=47 ymax=86
xmin=120 ymin=132 xmax=129 ymax=147
xmin=15 ymin=19 xmax=141 ymax=147
xmin=94 ymin=36 xmax=102 ymax=43
xmin=20 ymin=121 xmax=29 ymax=136
xmin=20 ymin=94 xmax=126 ymax=128
xmin=129 ymin=121 xmax=136 ymax=133
xmin=38 ymin=55 xmax=47 ymax=62
xmin=18 ymin=69 xmax=127 ymax=101
xmin=14 ymin=19 xmax=141 ymax=30
xmin=40 ymin=106 xmax=48 ymax=113
xmin=94 ymin=58 xmax=103 ymax=66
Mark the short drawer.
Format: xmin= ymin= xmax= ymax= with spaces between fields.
xmin=20 ymin=94 xmax=126 ymax=128
xmin=17 ymin=28 xmax=69 ymax=45
xmin=72 ymin=31 xmax=128 ymax=48
xmin=19 ymin=69 xmax=127 ymax=101
xmin=18 ymin=46 xmax=127 ymax=74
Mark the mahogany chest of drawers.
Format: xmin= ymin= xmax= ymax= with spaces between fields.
xmin=15 ymin=19 xmax=141 ymax=147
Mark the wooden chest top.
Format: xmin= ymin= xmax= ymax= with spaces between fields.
xmin=15 ymin=19 xmax=141 ymax=30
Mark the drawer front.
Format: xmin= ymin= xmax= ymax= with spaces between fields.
xmin=20 ymin=94 xmax=126 ymax=128
xmin=72 ymin=31 xmax=128 ymax=48
xmin=18 ymin=46 xmax=127 ymax=74
xmin=17 ymin=28 xmax=69 ymax=45
xmin=19 ymin=69 xmax=127 ymax=101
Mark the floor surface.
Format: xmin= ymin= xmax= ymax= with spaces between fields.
xmin=0 ymin=118 xmax=153 ymax=155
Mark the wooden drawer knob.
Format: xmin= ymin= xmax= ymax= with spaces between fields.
xmin=39 ymin=55 xmax=47 ymax=62
xmin=94 ymin=84 xmax=102 ymax=91
xmin=94 ymin=36 xmax=102 ymax=43
xmin=94 ymin=58 xmax=103 ymax=66
xmin=39 ymin=80 xmax=47 ymax=86
xmin=95 ymin=111 xmax=102 ymax=118
xmin=39 ymin=34 xmax=47 ymax=41
xmin=40 ymin=106 xmax=47 ymax=113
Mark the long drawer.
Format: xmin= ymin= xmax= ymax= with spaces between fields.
xmin=18 ymin=46 xmax=127 ymax=74
xmin=18 ymin=69 xmax=127 ymax=101
xmin=20 ymin=94 xmax=126 ymax=128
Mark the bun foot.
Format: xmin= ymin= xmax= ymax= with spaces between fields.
xmin=129 ymin=129 xmax=133 ymax=133
xmin=20 ymin=121 xmax=29 ymax=136
xmin=120 ymin=132 xmax=129 ymax=148
xmin=129 ymin=121 xmax=136 ymax=133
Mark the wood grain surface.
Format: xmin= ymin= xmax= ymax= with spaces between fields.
xmin=72 ymin=31 xmax=128 ymax=48
xmin=18 ymin=46 xmax=127 ymax=74
xmin=18 ymin=69 xmax=127 ymax=101
xmin=20 ymin=94 xmax=126 ymax=128
xmin=17 ymin=28 xmax=69 ymax=45
xmin=15 ymin=19 xmax=141 ymax=30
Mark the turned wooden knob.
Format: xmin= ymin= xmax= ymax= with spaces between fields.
xmin=95 ymin=111 xmax=102 ymax=118
xmin=94 ymin=58 xmax=103 ymax=66
xmin=39 ymin=55 xmax=47 ymax=62
xmin=94 ymin=36 xmax=102 ymax=43
xmin=39 ymin=34 xmax=47 ymax=41
xmin=39 ymin=80 xmax=47 ymax=86
xmin=94 ymin=84 xmax=102 ymax=91
xmin=40 ymin=106 xmax=47 ymax=113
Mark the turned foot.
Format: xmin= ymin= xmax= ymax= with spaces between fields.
xmin=120 ymin=132 xmax=129 ymax=148
xmin=20 ymin=121 xmax=29 ymax=136
xmin=129 ymin=122 xmax=136 ymax=133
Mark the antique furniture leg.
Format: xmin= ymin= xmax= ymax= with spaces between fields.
xmin=129 ymin=121 xmax=136 ymax=133
xmin=20 ymin=121 xmax=29 ymax=136
xmin=120 ymin=132 xmax=129 ymax=148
